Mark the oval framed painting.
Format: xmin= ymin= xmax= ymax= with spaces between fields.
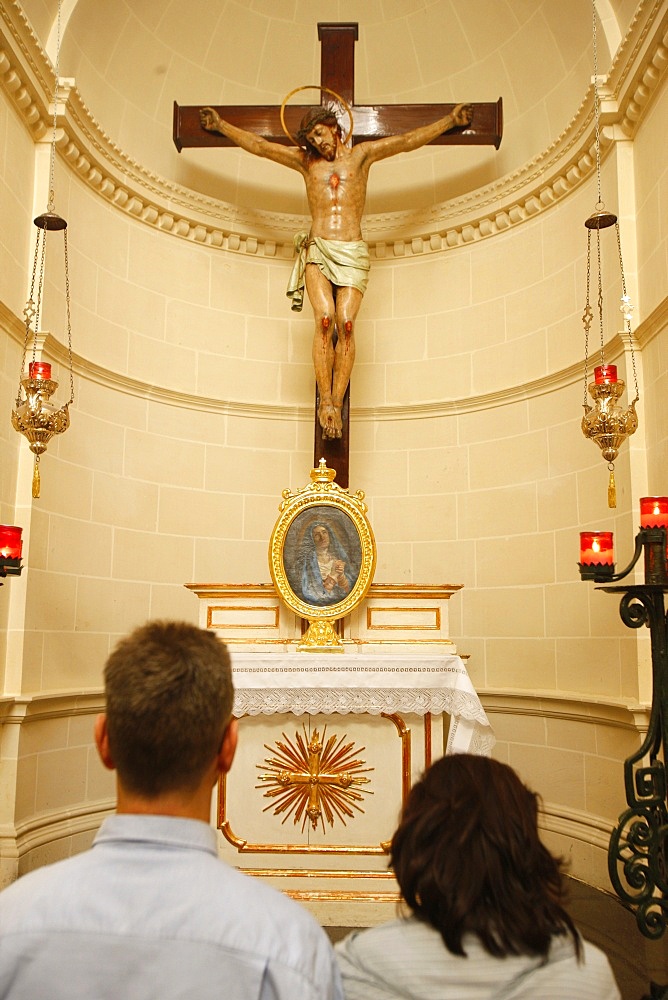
xmin=269 ymin=462 xmax=376 ymax=646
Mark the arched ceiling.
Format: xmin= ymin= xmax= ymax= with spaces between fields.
xmin=18 ymin=0 xmax=641 ymax=217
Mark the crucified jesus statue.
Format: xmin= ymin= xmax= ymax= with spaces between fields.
xmin=200 ymin=101 xmax=473 ymax=440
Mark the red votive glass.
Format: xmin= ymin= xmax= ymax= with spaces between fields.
xmin=640 ymin=497 xmax=668 ymax=530
xmin=29 ymin=361 xmax=51 ymax=379
xmin=579 ymin=531 xmax=614 ymax=565
xmin=594 ymin=365 xmax=618 ymax=384
xmin=0 ymin=525 xmax=23 ymax=559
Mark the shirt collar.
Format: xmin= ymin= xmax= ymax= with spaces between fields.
xmin=94 ymin=813 xmax=218 ymax=856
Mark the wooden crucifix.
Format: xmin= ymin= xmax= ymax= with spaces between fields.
xmin=174 ymin=23 xmax=503 ymax=489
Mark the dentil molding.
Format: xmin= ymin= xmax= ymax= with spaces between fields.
xmin=0 ymin=0 xmax=666 ymax=260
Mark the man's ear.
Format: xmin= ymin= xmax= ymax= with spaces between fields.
xmin=94 ymin=714 xmax=116 ymax=771
xmin=216 ymin=718 xmax=238 ymax=775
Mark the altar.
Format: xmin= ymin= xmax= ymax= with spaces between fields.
xmin=229 ymin=651 xmax=493 ymax=756
xmin=186 ymin=582 xmax=494 ymax=922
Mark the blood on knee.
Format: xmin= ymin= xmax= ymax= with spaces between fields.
xmin=320 ymin=315 xmax=332 ymax=345
xmin=343 ymin=319 xmax=353 ymax=351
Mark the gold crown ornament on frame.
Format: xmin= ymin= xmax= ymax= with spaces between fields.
xmin=269 ymin=460 xmax=376 ymax=651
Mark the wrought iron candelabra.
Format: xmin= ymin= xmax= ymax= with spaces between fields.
xmin=579 ymin=501 xmax=668 ymax=969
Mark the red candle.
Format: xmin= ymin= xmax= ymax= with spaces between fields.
xmin=594 ymin=365 xmax=618 ymax=384
xmin=29 ymin=361 xmax=51 ymax=379
xmin=579 ymin=531 xmax=614 ymax=565
xmin=0 ymin=525 xmax=23 ymax=559
xmin=640 ymin=497 xmax=668 ymax=530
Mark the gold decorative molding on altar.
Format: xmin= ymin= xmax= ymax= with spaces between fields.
xmin=257 ymin=725 xmax=372 ymax=834
xmin=185 ymin=581 xmax=463 ymax=654
xmin=268 ymin=461 xmax=376 ymax=651
xmin=220 ymin=712 xmax=411 ymax=856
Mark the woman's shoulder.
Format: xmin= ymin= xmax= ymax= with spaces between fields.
xmin=334 ymin=920 xmax=620 ymax=1000
xmin=335 ymin=916 xmax=450 ymax=972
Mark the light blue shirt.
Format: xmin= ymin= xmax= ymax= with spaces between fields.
xmin=0 ymin=814 xmax=342 ymax=1000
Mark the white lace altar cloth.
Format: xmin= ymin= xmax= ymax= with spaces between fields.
xmin=230 ymin=652 xmax=495 ymax=756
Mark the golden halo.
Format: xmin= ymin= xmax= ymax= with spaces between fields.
xmin=280 ymin=85 xmax=354 ymax=146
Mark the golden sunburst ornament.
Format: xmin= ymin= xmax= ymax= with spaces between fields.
xmin=257 ymin=726 xmax=373 ymax=833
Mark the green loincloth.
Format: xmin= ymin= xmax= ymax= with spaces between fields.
xmin=286 ymin=232 xmax=370 ymax=312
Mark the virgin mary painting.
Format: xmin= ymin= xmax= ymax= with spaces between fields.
xmin=284 ymin=508 xmax=362 ymax=608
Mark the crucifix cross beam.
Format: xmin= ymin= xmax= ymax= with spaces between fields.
xmin=173 ymin=23 xmax=503 ymax=152
xmin=172 ymin=23 xmax=502 ymax=488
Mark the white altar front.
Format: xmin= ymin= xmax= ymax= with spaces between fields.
xmin=230 ymin=651 xmax=494 ymax=756
xmin=186 ymin=582 xmax=493 ymax=923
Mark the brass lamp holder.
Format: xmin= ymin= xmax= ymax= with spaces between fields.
xmin=12 ymin=183 xmax=75 ymax=497
xmin=11 ymin=369 xmax=70 ymax=498
xmin=581 ymin=204 xmax=639 ymax=508
xmin=581 ymin=371 xmax=638 ymax=464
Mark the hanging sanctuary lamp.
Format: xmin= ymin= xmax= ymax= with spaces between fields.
xmin=11 ymin=0 xmax=74 ymax=499
xmin=580 ymin=0 xmax=638 ymax=509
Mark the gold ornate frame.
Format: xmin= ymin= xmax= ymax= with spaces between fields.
xmin=269 ymin=461 xmax=376 ymax=650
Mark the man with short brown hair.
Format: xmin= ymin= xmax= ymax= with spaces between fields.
xmin=0 ymin=620 xmax=342 ymax=1000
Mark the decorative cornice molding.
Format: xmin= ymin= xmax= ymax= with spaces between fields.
xmin=0 ymin=801 xmax=113 ymax=865
xmin=0 ymin=690 xmax=104 ymax=723
xmin=0 ymin=0 xmax=52 ymax=139
xmin=0 ymin=298 xmax=307 ymax=417
xmin=609 ymin=1 xmax=668 ymax=136
xmin=480 ymin=689 xmax=650 ymax=729
xmin=0 ymin=684 xmax=649 ymax=727
xmin=2 ymin=296 xmax=665 ymax=422
xmin=1 ymin=1 xmax=666 ymax=258
xmin=540 ymin=803 xmax=614 ymax=853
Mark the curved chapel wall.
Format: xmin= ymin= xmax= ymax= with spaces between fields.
xmin=0 ymin=132 xmax=638 ymax=711
xmin=633 ymin=76 xmax=668 ymax=493
xmin=2 ymin=84 xmax=664 ymax=892
xmin=634 ymin=75 xmax=668 ymax=323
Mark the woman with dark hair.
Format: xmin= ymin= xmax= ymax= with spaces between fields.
xmin=335 ymin=754 xmax=620 ymax=999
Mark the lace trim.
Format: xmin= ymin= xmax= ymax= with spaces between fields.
xmin=233 ymin=687 xmax=490 ymax=723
